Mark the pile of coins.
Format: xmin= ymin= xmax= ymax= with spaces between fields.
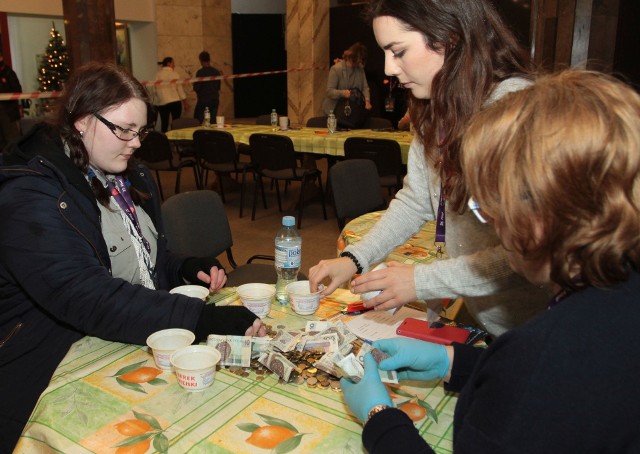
xmin=221 ymin=323 xmax=362 ymax=391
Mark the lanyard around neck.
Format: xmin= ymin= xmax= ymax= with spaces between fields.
xmin=106 ymin=176 xmax=151 ymax=254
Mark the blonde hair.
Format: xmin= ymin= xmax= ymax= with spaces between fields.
xmin=462 ymin=70 xmax=640 ymax=289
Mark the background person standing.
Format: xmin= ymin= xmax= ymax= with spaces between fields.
xmin=154 ymin=57 xmax=187 ymax=132
xmin=193 ymin=51 xmax=221 ymax=123
xmin=0 ymin=52 xmax=22 ymax=150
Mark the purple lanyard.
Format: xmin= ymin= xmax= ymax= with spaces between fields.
xmin=434 ymin=132 xmax=446 ymax=258
xmin=107 ymin=176 xmax=151 ymax=253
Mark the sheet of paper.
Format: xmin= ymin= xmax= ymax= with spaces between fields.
xmin=344 ymin=306 xmax=426 ymax=342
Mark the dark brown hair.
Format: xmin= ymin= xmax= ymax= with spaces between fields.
xmin=53 ymin=61 xmax=152 ymax=206
xmin=462 ymin=70 xmax=640 ymax=289
xmin=367 ymin=0 xmax=532 ymax=211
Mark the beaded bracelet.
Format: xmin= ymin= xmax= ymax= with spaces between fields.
xmin=340 ymin=251 xmax=363 ymax=274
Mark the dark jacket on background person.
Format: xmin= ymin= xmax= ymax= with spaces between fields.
xmin=0 ymin=123 xmax=205 ymax=450
xmin=363 ymin=272 xmax=640 ymax=453
xmin=0 ymin=62 xmax=22 ymax=122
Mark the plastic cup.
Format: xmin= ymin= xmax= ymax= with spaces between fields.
xmin=236 ymin=283 xmax=275 ymax=318
xmin=170 ymin=345 xmax=221 ymax=392
xmin=170 ymin=285 xmax=209 ymax=300
xmin=216 ymin=115 xmax=225 ymax=128
xmin=146 ymin=328 xmax=195 ymax=370
xmin=286 ymin=280 xmax=321 ymax=315
xmin=279 ymin=116 xmax=289 ymax=130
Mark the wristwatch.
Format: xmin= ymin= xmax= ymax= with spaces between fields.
xmin=366 ymin=404 xmax=390 ymax=423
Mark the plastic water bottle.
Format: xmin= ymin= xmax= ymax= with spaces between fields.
xmin=327 ymin=110 xmax=337 ymax=134
xmin=275 ymin=216 xmax=301 ymax=304
xmin=270 ymin=109 xmax=278 ymax=129
xmin=203 ymin=107 xmax=211 ymax=127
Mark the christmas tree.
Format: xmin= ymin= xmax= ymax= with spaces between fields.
xmin=37 ymin=22 xmax=70 ymax=92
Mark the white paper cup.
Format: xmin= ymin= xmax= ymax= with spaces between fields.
xmin=170 ymin=345 xmax=221 ymax=392
xmin=216 ymin=115 xmax=225 ymax=128
xmin=146 ymin=328 xmax=195 ymax=370
xmin=360 ymin=263 xmax=387 ymax=301
xmin=170 ymin=285 xmax=209 ymax=300
xmin=236 ymin=283 xmax=275 ymax=318
xmin=279 ymin=116 xmax=289 ymax=130
xmin=286 ymin=280 xmax=321 ymax=315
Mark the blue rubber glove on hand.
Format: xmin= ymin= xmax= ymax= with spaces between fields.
xmin=340 ymin=353 xmax=393 ymax=423
xmin=373 ymin=338 xmax=450 ymax=381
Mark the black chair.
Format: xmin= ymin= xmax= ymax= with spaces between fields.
xmin=193 ymin=129 xmax=256 ymax=217
xmin=306 ymin=116 xmax=328 ymax=127
xmin=330 ymin=159 xmax=387 ymax=230
xmin=169 ymin=117 xmax=201 ymax=160
xmin=135 ymin=131 xmax=199 ymax=200
xmin=249 ymin=133 xmax=327 ymax=229
xmin=362 ymin=116 xmax=393 ymax=130
xmin=344 ymin=137 xmax=404 ymax=195
xmin=161 ymin=190 xmax=278 ymax=287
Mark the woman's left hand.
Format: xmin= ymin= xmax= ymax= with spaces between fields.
xmin=365 ymin=100 xmax=372 ymax=110
xmin=196 ymin=266 xmax=227 ymax=293
xmin=340 ymin=353 xmax=393 ymax=423
xmin=350 ymin=261 xmax=416 ymax=311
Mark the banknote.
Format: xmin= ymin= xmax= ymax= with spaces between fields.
xmin=306 ymin=320 xmax=332 ymax=334
xmin=302 ymin=332 xmax=340 ymax=354
xmin=207 ymin=334 xmax=252 ymax=367
xmin=258 ymin=350 xmax=299 ymax=381
xmin=356 ymin=343 xmax=398 ymax=384
xmin=272 ymin=329 xmax=301 ymax=353
xmin=316 ymin=350 xmax=343 ymax=377
xmin=334 ymin=353 xmax=364 ymax=383
xmin=251 ymin=336 xmax=271 ymax=359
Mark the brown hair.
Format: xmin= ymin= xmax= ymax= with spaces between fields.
xmin=366 ymin=0 xmax=532 ymax=211
xmin=462 ymin=70 xmax=640 ymax=289
xmin=342 ymin=42 xmax=368 ymax=67
xmin=53 ymin=61 xmax=152 ymax=206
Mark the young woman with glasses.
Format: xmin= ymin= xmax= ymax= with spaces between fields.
xmin=0 ymin=62 xmax=265 ymax=451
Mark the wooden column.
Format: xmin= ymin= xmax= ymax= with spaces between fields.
xmin=286 ymin=0 xmax=330 ymax=127
xmin=61 ymin=0 xmax=117 ymax=69
xmin=531 ymin=0 xmax=620 ymax=71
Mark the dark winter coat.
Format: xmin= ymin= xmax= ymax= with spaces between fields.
xmin=0 ymin=123 xmax=203 ymax=451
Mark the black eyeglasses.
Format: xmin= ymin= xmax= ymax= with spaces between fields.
xmin=94 ymin=113 xmax=149 ymax=142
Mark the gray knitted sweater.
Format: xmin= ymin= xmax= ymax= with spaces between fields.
xmin=344 ymin=78 xmax=551 ymax=337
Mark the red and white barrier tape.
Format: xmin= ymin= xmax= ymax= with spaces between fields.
xmin=0 ymin=65 xmax=327 ymax=101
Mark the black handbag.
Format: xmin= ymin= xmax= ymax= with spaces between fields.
xmin=334 ymin=87 xmax=367 ymax=129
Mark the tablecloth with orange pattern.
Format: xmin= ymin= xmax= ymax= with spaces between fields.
xmin=16 ymin=288 xmax=457 ymax=454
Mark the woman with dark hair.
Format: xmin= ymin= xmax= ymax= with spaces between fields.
xmin=310 ymin=0 xmax=550 ymax=337
xmin=323 ymin=42 xmax=373 ymax=117
xmin=155 ymin=56 xmax=187 ymax=131
xmin=340 ymin=69 xmax=640 ymax=453
xmin=0 ymin=62 xmax=264 ymax=451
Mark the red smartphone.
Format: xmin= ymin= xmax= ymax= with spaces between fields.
xmin=396 ymin=318 xmax=470 ymax=345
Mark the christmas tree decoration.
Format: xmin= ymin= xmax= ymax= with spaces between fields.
xmin=37 ymin=22 xmax=70 ymax=93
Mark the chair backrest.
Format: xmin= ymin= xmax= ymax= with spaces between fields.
xmin=330 ymin=159 xmax=385 ymax=229
xmin=343 ymin=137 xmax=403 ymax=178
xmin=306 ymin=116 xmax=328 ymax=127
xmin=161 ymin=190 xmax=232 ymax=258
xmin=171 ymin=117 xmax=201 ymax=130
xmin=135 ymin=131 xmax=174 ymax=164
xmin=255 ymin=114 xmax=273 ymax=125
xmin=362 ymin=116 xmax=393 ymax=130
xmin=249 ymin=133 xmax=298 ymax=172
xmin=193 ymin=129 xmax=239 ymax=166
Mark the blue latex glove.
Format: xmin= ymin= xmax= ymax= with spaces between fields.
xmin=373 ymin=338 xmax=449 ymax=381
xmin=340 ymin=353 xmax=393 ymax=423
